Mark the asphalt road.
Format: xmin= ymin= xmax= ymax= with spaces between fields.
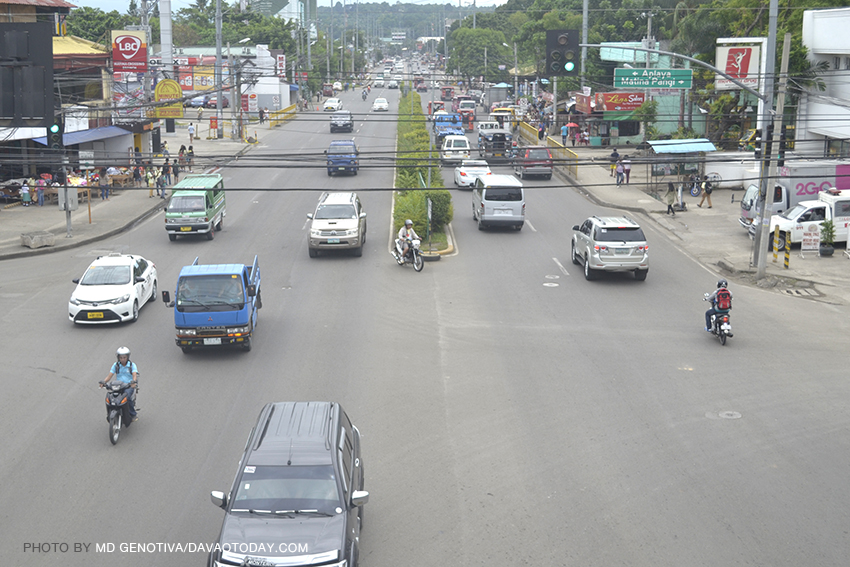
xmin=1 ymin=82 xmax=848 ymax=567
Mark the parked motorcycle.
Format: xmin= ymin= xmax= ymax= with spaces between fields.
xmin=689 ymin=174 xmax=702 ymax=197
xmin=393 ymin=238 xmax=424 ymax=272
xmin=703 ymin=293 xmax=733 ymax=345
xmin=99 ymin=380 xmax=137 ymax=445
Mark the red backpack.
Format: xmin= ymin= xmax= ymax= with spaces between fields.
xmin=715 ymin=288 xmax=732 ymax=311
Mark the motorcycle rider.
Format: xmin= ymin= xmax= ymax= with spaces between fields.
xmin=397 ymin=219 xmax=420 ymax=261
xmin=362 ymin=89 xmax=368 ymax=100
xmin=705 ymin=279 xmax=733 ymax=332
xmin=101 ymin=346 xmax=138 ymax=421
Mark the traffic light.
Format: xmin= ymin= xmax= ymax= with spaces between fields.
xmin=778 ymin=125 xmax=787 ymax=168
xmin=546 ymin=30 xmax=579 ymax=76
xmin=48 ymin=116 xmax=63 ymax=151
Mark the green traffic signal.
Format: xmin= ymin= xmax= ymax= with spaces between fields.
xmin=564 ymin=62 xmax=575 ymax=72
xmin=49 ymin=123 xmax=60 ymax=134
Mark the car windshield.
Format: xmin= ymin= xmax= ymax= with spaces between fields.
xmin=232 ymin=465 xmax=341 ymax=514
xmin=483 ymin=188 xmax=522 ymax=201
xmin=168 ymin=195 xmax=205 ymax=213
xmin=328 ymin=145 xmax=355 ymax=156
xmin=463 ymin=161 xmax=488 ymax=168
xmin=780 ymin=203 xmax=808 ymax=220
xmin=80 ymin=265 xmax=132 ymax=286
xmin=176 ymin=275 xmax=244 ymax=310
xmin=527 ymin=149 xmax=551 ymax=160
xmin=595 ymin=227 xmax=646 ymax=242
xmin=376 ymin=99 xmax=387 ymax=104
xmin=316 ymin=204 xmax=357 ymax=219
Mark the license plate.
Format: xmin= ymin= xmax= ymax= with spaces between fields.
xmin=494 ymin=209 xmax=511 ymax=215
xmin=87 ymin=312 xmax=104 ymax=319
xmin=180 ymin=227 xmax=192 ymax=232
xmin=338 ymin=167 xmax=346 ymax=170
xmin=203 ymin=337 xmax=222 ymax=345
xmin=327 ymin=238 xmax=340 ymax=244
xmin=614 ymin=248 xmax=629 ymax=255
xmin=721 ymin=324 xmax=731 ymax=330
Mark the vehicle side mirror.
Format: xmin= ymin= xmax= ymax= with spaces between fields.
xmin=210 ymin=490 xmax=228 ymax=509
xmin=307 ymin=213 xmax=314 ymax=219
xmin=323 ymin=150 xmax=328 ymax=155
xmin=351 ymin=490 xmax=369 ymax=508
xmin=72 ymin=278 xmax=80 ymax=284
xmin=572 ymin=225 xmax=580 ymax=231
xmin=247 ymin=284 xmax=256 ymax=297
xmin=135 ymin=276 xmax=145 ymax=284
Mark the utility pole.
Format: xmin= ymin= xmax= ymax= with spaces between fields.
xmin=581 ymin=0 xmax=588 ymax=90
xmin=140 ymin=0 xmax=150 ymax=130
xmin=215 ymin=0 xmax=223 ymax=138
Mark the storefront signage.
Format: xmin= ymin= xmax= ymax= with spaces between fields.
xmin=594 ymin=92 xmax=645 ymax=112
xmin=112 ymin=31 xmax=148 ymax=73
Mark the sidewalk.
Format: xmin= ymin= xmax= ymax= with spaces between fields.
xmin=0 ymin=122 xmax=265 ymax=260
xmin=558 ymin=143 xmax=850 ymax=305
xmin=1 ymin=119 xmax=848 ymax=304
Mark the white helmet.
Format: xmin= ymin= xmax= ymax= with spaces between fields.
xmin=116 ymin=346 xmax=130 ymax=359
xmin=405 ymin=219 xmax=413 ymax=227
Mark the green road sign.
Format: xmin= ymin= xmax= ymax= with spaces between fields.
xmin=613 ymin=68 xmax=693 ymax=89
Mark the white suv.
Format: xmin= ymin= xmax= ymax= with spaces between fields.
xmin=571 ymin=216 xmax=649 ymax=280
xmin=307 ymin=192 xmax=367 ymax=257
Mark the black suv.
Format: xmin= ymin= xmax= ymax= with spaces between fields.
xmin=208 ymin=402 xmax=368 ymax=567
xmin=329 ymin=111 xmax=354 ymax=133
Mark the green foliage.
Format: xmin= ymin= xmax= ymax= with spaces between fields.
xmin=820 ymin=219 xmax=836 ymax=246
xmin=633 ymin=100 xmax=659 ymax=143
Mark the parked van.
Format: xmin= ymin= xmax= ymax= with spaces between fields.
xmin=441 ymin=135 xmax=471 ymax=164
xmin=165 ymin=174 xmax=225 ymax=241
xmin=472 ymin=174 xmax=525 ymax=231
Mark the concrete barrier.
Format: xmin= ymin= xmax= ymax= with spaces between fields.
xmin=21 ymin=231 xmax=55 ymax=249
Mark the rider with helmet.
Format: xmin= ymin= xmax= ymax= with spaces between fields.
xmin=101 ymin=346 xmax=138 ymax=420
xmin=705 ymin=279 xmax=733 ymax=332
xmin=397 ymin=219 xmax=420 ymax=260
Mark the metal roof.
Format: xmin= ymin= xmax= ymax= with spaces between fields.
xmin=172 ymin=174 xmax=223 ymax=190
xmin=648 ymin=138 xmax=717 ymax=154
xmin=32 ymin=125 xmax=130 ymax=146
xmin=2 ymin=0 xmax=75 ymax=7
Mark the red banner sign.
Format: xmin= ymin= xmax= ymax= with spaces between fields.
xmin=594 ymin=92 xmax=645 ymax=112
xmin=112 ymin=31 xmax=148 ymax=73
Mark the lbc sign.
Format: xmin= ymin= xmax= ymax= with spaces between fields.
xmin=112 ymin=30 xmax=148 ymax=73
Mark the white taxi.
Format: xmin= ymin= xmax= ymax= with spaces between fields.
xmin=68 ymin=253 xmax=158 ymax=324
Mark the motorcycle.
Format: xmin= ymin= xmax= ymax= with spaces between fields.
xmin=393 ymin=238 xmax=424 ymax=272
xmin=703 ymin=294 xmax=733 ymax=345
xmin=689 ymin=174 xmax=702 ymax=197
xmin=99 ymin=380 xmax=137 ymax=445
xmin=362 ymin=90 xmax=368 ymax=101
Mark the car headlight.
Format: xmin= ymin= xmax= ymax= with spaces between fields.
xmin=311 ymin=229 xmax=322 ymax=237
xmin=69 ymin=296 xmax=80 ymax=306
xmin=226 ymin=326 xmax=248 ymax=335
xmin=176 ymin=328 xmax=197 ymax=336
xmin=110 ymin=294 xmax=131 ymax=305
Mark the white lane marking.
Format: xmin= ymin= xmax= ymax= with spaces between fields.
xmin=526 ymin=220 xmax=537 ymax=232
xmin=552 ymin=257 xmax=570 ymax=276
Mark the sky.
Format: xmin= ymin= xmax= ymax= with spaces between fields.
xmin=75 ymin=0 xmax=509 ymax=16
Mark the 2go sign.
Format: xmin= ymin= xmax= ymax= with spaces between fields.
xmin=111 ymin=31 xmax=148 ymax=73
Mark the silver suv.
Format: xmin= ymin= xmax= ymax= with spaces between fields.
xmin=307 ymin=192 xmax=367 ymax=257
xmin=571 ymin=216 xmax=649 ymax=281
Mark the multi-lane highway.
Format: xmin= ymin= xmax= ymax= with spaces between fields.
xmin=1 ymin=78 xmax=848 ymax=567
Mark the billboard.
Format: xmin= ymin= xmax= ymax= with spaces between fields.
xmin=715 ymin=45 xmax=760 ymax=91
xmin=112 ymin=30 xmax=148 ymax=73
xmin=595 ymin=92 xmax=645 ymax=112
xmin=154 ymin=79 xmax=184 ymax=118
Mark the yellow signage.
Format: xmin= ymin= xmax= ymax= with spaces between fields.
xmin=193 ymin=66 xmax=216 ymax=90
xmin=154 ymin=79 xmax=184 ymax=119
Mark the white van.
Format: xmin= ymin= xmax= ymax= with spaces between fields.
xmin=441 ymin=135 xmax=471 ymax=164
xmin=472 ymin=174 xmax=525 ymax=231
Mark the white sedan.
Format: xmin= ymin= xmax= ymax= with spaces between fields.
xmin=372 ymin=98 xmax=389 ymax=112
xmin=454 ymin=159 xmax=492 ymax=187
xmin=69 ymin=253 xmax=158 ymax=324
xmin=323 ymin=98 xmax=343 ymax=111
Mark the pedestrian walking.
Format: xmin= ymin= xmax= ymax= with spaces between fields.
xmin=171 ymin=160 xmax=180 ymax=185
xmin=188 ymin=123 xmax=196 ymax=144
xmin=573 ymin=130 xmax=580 ymax=147
xmin=187 ymin=146 xmax=195 ymax=173
xmin=560 ymin=124 xmax=568 ymax=146
xmin=665 ymin=182 xmax=676 ymax=216
xmin=35 ymin=178 xmax=46 ymax=206
xmin=622 ymin=155 xmax=632 ymax=184
xmin=581 ymin=130 xmax=589 ymax=146
xmin=608 ymin=147 xmax=620 ymax=177
xmin=162 ymin=159 xmax=172 ymax=186
xmin=133 ymin=166 xmax=142 ymax=188
xmin=146 ymin=166 xmax=156 ymax=197
xmin=615 ymin=159 xmax=625 ymax=186
xmin=537 ymin=122 xmax=546 ymax=141
xmin=697 ymin=175 xmax=713 ymax=208
xmin=178 ymin=145 xmax=186 ymax=172
xmin=98 ymin=167 xmax=109 ymax=200
xmin=258 ymin=108 xmax=265 ymax=124
xmin=161 ymin=141 xmax=170 ymax=157
xmin=197 ymin=106 xmax=204 ymax=122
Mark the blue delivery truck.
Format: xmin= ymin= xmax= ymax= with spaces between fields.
xmin=162 ymin=256 xmax=261 ymax=353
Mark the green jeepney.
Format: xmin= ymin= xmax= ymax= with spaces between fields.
xmin=165 ymin=174 xmax=226 ymax=241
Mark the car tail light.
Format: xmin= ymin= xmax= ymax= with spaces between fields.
xmin=522 ymin=203 xmax=526 ymax=214
xmin=460 ymin=172 xmax=467 ymax=176
xmin=594 ymin=244 xmax=608 ymax=252
xmin=637 ymin=245 xmax=649 ymax=252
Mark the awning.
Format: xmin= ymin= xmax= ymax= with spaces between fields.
xmin=648 ymin=138 xmax=717 ymax=154
xmin=289 ymin=84 xmax=299 ymax=91
xmin=33 ymin=126 xmax=131 ymax=147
